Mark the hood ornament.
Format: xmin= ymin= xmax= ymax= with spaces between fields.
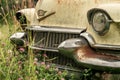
xmin=37 ymin=9 xmax=47 ymax=16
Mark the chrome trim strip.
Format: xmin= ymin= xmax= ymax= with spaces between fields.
xmin=26 ymin=26 xmax=86 ymax=34
xmin=52 ymin=64 xmax=81 ymax=73
xmin=80 ymin=32 xmax=120 ymax=50
xmin=80 ymin=32 xmax=95 ymax=46
xmin=30 ymin=46 xmax=59 ymax=52
xmin=93 ymin=44 xmax=120 ymax=50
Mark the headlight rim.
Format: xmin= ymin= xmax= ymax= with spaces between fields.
xmin=91 ymin=10 xmax=110 ymax=36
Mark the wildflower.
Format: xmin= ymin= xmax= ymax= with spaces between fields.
xmin=1 ymin=43 xmax=5 ymax=47
xmin=42 ymin=79 xmax=45 ymax=80
xmin=46 ymin=64 xmax=50 ymax=69
xmin=34 ymin=58 xmax=38 ymax=62
xmin=33 ymin=61 xmax=37 ymax=65
xmin=8 ymin=50 xmax=12 ymax=54
xmin=10 ymin=71 xmax=13 ymax=74
xmin=43 ymin=53 xmax=47 ymax=58
xmin=61 ymin=78 xmax=65 ymax=80
xmin=95 ymin=72 xmax=100 ymax=78
xmin=55 ymin=68 xmax=59 ymax=72
xmin=18 ymin=78 xmax=23 ymax=80
xmin=58 ymin=71 xmax=62 ymax=75
xmin=40 ymin=62 xmax=45 ymax=65
xmin=19 ymin=47 xmax=25 ymax=52
xmin=18 ymin=65 xmax=22 ymax=70
xmin=18 ymin=61 xmax=22 ymax=65
xmin=35 ymin=70 xmax=39 ymax=74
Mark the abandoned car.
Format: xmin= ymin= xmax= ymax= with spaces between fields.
xmin=10 ymin=0 xmax=120 ymax=73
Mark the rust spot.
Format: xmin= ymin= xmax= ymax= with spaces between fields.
xmin=58 ymin=0 xmax=60 ymax=4
xmin=76 ymin=46 xmax=120 ymax=61
xmin=57 ymin=0 xmax=71 ymax=5
xmin=58 ymin=0 xmax=62 ymax=4
xmin=95 ymin=0 xmax=98 ymax=4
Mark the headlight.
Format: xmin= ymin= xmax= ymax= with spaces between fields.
xmin=91 ymin=11 xmax=110 ymax=35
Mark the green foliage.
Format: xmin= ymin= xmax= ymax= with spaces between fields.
xmin=0 ymin=0 xmax=15 ymax=24
xmin=0 ymin=0 xmax=36 ymax=25
xmin=1 ymin=1 xmax=120 ymax=80
xmin=0 ymin=38 xmax=68 ymax=80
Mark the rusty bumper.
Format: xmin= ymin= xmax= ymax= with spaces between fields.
xmin=58 ymin=38 xmax=120 ymax=73
xmin=75 ymin=46 xmax=120 ymax=73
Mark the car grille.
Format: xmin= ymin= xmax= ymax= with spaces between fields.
xmin=27 ymin=27 xmax=82 ymax=69
xmin=46 ymin=52 xmax=76 ymax=66
xmin=34 ymin=51 xmax=79 ymax=68
xmin=32 ymin=31 xmax=80 ymax=49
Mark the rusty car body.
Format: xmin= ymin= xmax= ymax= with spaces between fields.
xmin=10 ymin=0 xmax=120 ymax=73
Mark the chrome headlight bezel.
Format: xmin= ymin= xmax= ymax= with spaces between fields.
xmin=91 ymin=11 xmax=110 ymax=36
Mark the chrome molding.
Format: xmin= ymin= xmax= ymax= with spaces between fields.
xmin=30 ymin=46 xmax=59 ymax=52
xmin=26 ymin=26 xmax=86 ymax=34
xmin=80 ymin=32 xmax=120 ymax=50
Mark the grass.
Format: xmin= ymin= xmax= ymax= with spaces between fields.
xmin=1 ymin=0 xmax=120 ymax=79
xmin=0 ymin=1 xmax=72 ymax=79
xmin=0 ymin=24 xmax=70 ymax=80
xmin=0 ymin=18 xmax=94 ymax=80
xmin=1 ymin=21 xmax=120 ymax=80
xmin=0 ymin=17 xmax=118 ymax=80
xmin=0 ymin=0 xmax=75 ymax=80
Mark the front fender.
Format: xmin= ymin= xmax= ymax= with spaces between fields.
xmin=88 ymin=3 xmax=120 ymax=23
xmin=10 ymin=32 xmax=27 ymax=46
xmin=16 ymin=8 xmax=35 ymax=28
xmin=16 ymin=8 xmax=35 ymax=22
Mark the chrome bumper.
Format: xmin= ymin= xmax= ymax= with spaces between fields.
xmin=10 ymin=32 xmax=26 ymax=46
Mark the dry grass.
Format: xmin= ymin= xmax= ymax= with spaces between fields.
xmin=0 ymin=25 xmax=9 ymax=39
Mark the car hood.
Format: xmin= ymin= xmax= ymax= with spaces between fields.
xmin=96 ymin=3 xmax=120 ymax=22
xmin=32 ymin=0 xmax=120 ymax=28
xmin=33 ymin=0 xmax=96 ymax=29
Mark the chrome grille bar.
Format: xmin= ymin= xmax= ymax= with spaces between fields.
xmin=33 ymin=31 xmax=80 ymax=49
xmin=26 ymin=26 xmax=85 ymax=50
